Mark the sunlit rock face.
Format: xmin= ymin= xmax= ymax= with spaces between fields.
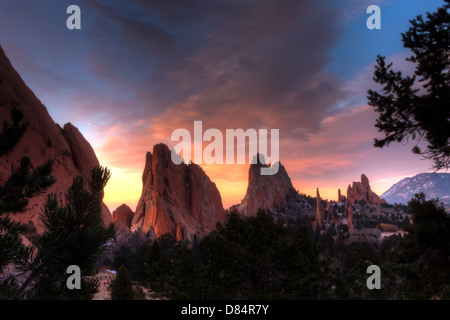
xmin=131 ymin=143 xmax=227 ymax=241
xmin=347 ymin=174 xmax=386 ymax=205
xmin=238 ymin=155 xmax=296 ymax=217
xmin=112 ymin=204 xmax=134 ymax=230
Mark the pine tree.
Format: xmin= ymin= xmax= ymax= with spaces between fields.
xmin=10 ymin=166 xmax=116 ymax=299
xmin=110 ymin=266 xmax=136 ymax=300
xmin=146 ymin=237 xmax=170 ymax=295
xmin=389 ymin=193 xmax=450 ymax=299
xmin=0 ymin=106 xmax=116 ymax=299
xmin=0 ymin=106 xmax=55 ymax=279
xmin=368 ymin=1 xmax=450 ymax=170
xmin=0 ymin=106 xmax=27 ymax=157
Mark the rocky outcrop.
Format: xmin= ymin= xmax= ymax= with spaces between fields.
xmin=131 ymin=143 xmax=227 ymax=241
xmin=239 ymin=155 xmax=296 ymax=216
xmin=347 ymin=174 xmax=386 ymax=205
xmin=112 ymin=204 xmax=134 ymax=230
xmin=61 ymin=122 xmax=100 ymax=179
xmin=377 ymin=223 xmax=399 ymax=233
xmin=0 ymin=45 xmax=111 ymax=233
xmin=326 ymin=202 xmax=335 ymax=222
xmin=315 ymin=188 xmax=325 ymax=227
xmin=338 ymin=188 xmax=346 ymax=202
xmin=111 ymin=203 xmax=134 ymax=241
xmin=236 ymin=154 xmax=312 ymax=221
xmin=345 ymin=185 xmax=354 ymax=231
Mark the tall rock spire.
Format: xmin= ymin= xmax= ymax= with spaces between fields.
xmin=315 ymin=188 xmax=325 ymax=227
xmin=345 ymin=185 xmax=354 ymax=231
xmin=131 ymin=143 xmax=226 ymax=241
xmin=238 ymin=154 xmax=296 ymax=216
xmin=338 ymin=188 xmax=346 ymax=202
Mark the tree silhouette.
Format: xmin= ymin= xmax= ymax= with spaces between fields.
xmin=0 ymin=107 xmax=55 ymax=291
xmin=110 ymin=266 xmax=136 ymax=300
xmin=10 ymin=166 xmax=116 ymax=299
xmin=368 ymin=1 xmax=450 ymax=170
xmin=389 ymin=193 xmax=450 ymax=299
xmin=0 ymin=106 xmax=116 ymax=299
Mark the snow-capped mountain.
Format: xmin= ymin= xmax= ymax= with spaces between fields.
xmin=381 ymin=173 xmax=450 ymax=209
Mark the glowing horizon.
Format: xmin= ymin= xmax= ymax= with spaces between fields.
xmin=99 ymin=138 xmax=435 ymax=213
xmin=101 ymin=160 xmax=429 ymax=214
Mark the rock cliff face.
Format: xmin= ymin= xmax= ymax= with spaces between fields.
xmin=0 ymin=46 xmax=111 ymax=233
xmin=112 ymin=204 xmax=134 ymax=230
xmin=239 ymin=155 xmax=296 ymax=216
xmin=347 ymin=174 xmax=385 ymax=205
xmin=111 ymin=203 xmax=134 ymax=240
xmin=237 ymin=155 xmax=312 ymax=219
xmin=131 ymin=143 xmax=227 ymax=241
xmin=345 ymin=185 xmax=354 ymax=231
xmin=315 ymin=188 xmax=325 ymax=227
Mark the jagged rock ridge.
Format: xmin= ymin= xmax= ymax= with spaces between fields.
xmin=0 ymin=45 xmax=111 ymax=233
xmin=347 ymin=174 xmax=386 ymax=205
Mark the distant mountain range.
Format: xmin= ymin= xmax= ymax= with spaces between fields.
xmin=381 ymin=173 xmax=450 ymax=209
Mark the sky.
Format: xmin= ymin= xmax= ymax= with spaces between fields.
xmin=0 ymin=0 xmax=446 ymax=211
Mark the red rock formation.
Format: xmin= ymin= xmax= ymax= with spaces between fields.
xmin=347 ymin=174 xmax=386 ymax=205
xmin=112 ymin=204 xmax=135 ymax=240
xmin=0 ymin=46 xmax=111 ymax=233
xmin=377 ymin=223 xmax=399 ymax=232
xmin=345 ymin=185 xmax=354 ymax=231
xmin=61 ymin=122 xmax=100 ymax=179
xmin=338 ymin=188 xmax=346 ymax=202
xmin=112 ymin=204 xmax=134 ymax=229
xmin=131 ymin=143 xmax=227 ymax=241
xmin=239 ymin=154 xmax=297 ymax=216
xmin=326 ymin=202 xmax=335 ymax=222
xmin=315 ymin=188 xmax=325 ymax=227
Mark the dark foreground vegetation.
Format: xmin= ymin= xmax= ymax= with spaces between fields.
xmin=112 ymin=193 xmax=449 ymax=300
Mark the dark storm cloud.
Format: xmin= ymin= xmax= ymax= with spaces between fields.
xmin=0 ymin=0 xmax=349 ymax=171
xmin=82 ymin=0 xmax=346 ymax=137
